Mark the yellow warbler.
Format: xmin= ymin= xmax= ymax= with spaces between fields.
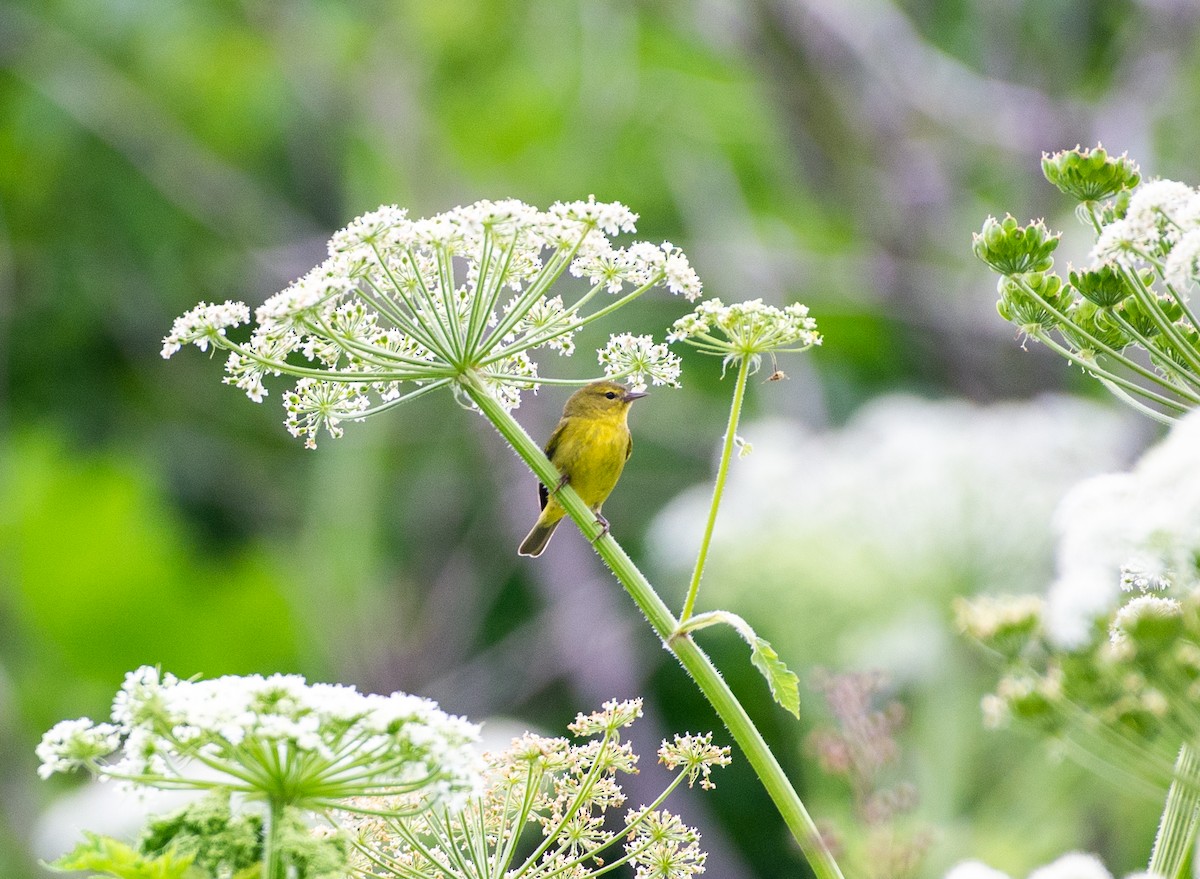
xmin=518 ymin=381 xmax=648 ymax=557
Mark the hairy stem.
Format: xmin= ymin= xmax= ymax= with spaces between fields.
xmin=460 ymin=370 xmax=845 ymax=879
xmin=1149 ymin=743 xmax=1200 ymax=879
xmin=680 ymin=355 xmax=751 ymax=622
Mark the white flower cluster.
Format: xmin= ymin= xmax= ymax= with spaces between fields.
xmin=36 ymin=718 xmax=121 ymax=780
xmin=1091 ymin=179 xmax=1200 ymax=292
xmin=161 ymin=301 xmax=250 ymax=358
xmin=163 ymin=198 xmax=701 ymax=445
xmin=1047 ymin=408 xmax=1200 ymax=647
xmin=37 ymin=666 xmax=482 ymax=810
xmin=946 ymin=852 xmax=1142 ymax=879
xmin=668 ymin=297 xmax=821 ymax=369
xmin=597 ymin=333 xmax=682 ymax=392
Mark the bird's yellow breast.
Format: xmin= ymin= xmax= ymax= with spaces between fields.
xmin=550 ymin=413 xmax=631 ymax=509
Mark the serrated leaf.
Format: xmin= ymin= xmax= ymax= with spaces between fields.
xmin=47 ymin=832 xmax=201 ymax=879
xmin=749 ymin=636 xmax=801 ymax=718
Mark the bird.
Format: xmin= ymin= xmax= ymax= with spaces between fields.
xmin=518 ymin=380 xmax=648 ymax=557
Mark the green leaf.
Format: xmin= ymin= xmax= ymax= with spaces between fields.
xmin=676 ymin=610 xmax=801 ymax=718
xmin=46 ymin=833 xmax=202 ymax=879
xmin=749 ymin=635 xmax=801 ymax=719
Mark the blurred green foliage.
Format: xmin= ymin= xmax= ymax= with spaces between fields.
xmin=2 ymin=0 xmax=1199 ymax=876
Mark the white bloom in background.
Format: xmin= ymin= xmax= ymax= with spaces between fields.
xmin=1110 ymin=594 xmax=1181 ymax=643
xmin=653 ymin=393 xmax=1139 ymax=593
xmin=947 ymin=853 xmax=1139 ymax=879
xmin=944 ymin=861 xmax=1012 ymax=879
xmin=1027 ymin=852 xmax=1112 ymax=879
xmin=649 ymin=394 xmax=1142 ymax=675
xmin=1046 ymin=409 xmax=1200 ymax=647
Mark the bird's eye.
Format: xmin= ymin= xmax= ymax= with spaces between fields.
xmin=605 ymin=391 xmax=617 ymax=399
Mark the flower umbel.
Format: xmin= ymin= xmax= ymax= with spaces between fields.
xmin=668 ymin=297 xmax=821 ymax=373
xmin=342 ymin=698 xmax=726 ymax=879
xmin=37 ymin=666 xmax=482 ymax=811
xmin=163 ymin=198 xmax=703 ymax=445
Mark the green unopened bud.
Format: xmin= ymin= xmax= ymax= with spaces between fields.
xmin=1069 ymin=264 xmax=1130 ymax=307
xmin=1151 ymin=327 xmax=1200 ymax=372
xmin=1063 ymin=299 xmax=1130 ymax=351
xmin=973 ymin=215 xmax=1060 ymax=276
xmin=1042 ymin=145 xmax=1141 ymax=202
xmin=997 ymin=271 xmax=1069 ymax=329
xmin=1117 ymin=296 xmax=1162 ymax=338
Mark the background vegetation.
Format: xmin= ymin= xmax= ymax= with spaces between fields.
xmin=3 ymin=0 xmax=1200 ymax=876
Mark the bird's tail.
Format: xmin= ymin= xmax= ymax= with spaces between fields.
xmin=518 ymin=518 xmax=561 ymax=557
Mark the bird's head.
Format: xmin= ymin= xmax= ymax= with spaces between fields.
xmin=562 ymin=381 xmax=648 ymax=418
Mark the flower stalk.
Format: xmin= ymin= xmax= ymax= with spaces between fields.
xmin=459 ymin=368 xmax=845 ymax=879
xmin=680 ymin=353 xmax=751 ymax=623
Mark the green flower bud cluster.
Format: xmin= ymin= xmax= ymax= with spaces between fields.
xmin=1042 ymin=145 xmax=1141 ymax=203
xmin=959 ymin=587 xmax=1200 ymax=786
xmin=995 ymin=271 xmax=1069 ymax=330
xmin=973 ymin=149 xmax=1200 ymax=425
xmin=973 ymin=215 xmax=1060 ymax=276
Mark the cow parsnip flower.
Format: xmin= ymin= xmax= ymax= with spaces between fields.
xmin=163 ymin=198 xmax=701 ymax=446
xmin=668 ymin=297 xmax=822 ymax=372
xmin=37 ymin=667 xmax=482 ymax=812
xmin=342 ymin=699 xmax=728 ymax=879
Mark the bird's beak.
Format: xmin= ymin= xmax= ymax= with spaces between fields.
xmin=625 ymin=390 xmax=649 ymax=401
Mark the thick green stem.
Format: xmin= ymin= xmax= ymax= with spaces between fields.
xmin=460 ymin=370 xmax=845 ymax=879
xmin=680 ymin=355 xmax=751 ymax=622
xmin=1149 ymin=744 xmax=1200 ymax=879
xmin=262 ymin=797 xmax=286 ymax=879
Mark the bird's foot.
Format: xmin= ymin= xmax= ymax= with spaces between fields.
xmin=590 ymin=512 xmax=611 ymax=543
xmin=548 ymin=473 xmax=570 ymax=496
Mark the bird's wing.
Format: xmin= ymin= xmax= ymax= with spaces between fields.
xmin=625 ymin=430 xmax=633 ymax=461
xmin=539 ymin=419 xmax=570 ymax=511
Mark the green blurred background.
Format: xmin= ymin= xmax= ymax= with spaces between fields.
xmin=2 ymin=0 xmax=1198 ymax=876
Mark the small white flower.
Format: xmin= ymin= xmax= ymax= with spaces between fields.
xmin=549 ymin=195 xmax=639 ymax=237
xmin=284 ymin=378 xmax=371 ymax=449
xmin=1125 ymin=179 xmax=1198 ymax=243
xmin=1164 ymin=227 xmax=1200 ymax=294
xmin=36 ymin=719 xmax=121 ymax=779
xmin=1089 ymin=219 xmax=1143 ymax=268
xmin=621 ymin=242 xmax=703 ymax=301
xmin=598 ymin=333 xmax=682 ymax=391
xmin=329 ymin=204 xmax=410 ymax=255
xmin=516 ymin=295 xmax=576 ymax=355
xmin=161 ymin=301 xmax=250 ymax=358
